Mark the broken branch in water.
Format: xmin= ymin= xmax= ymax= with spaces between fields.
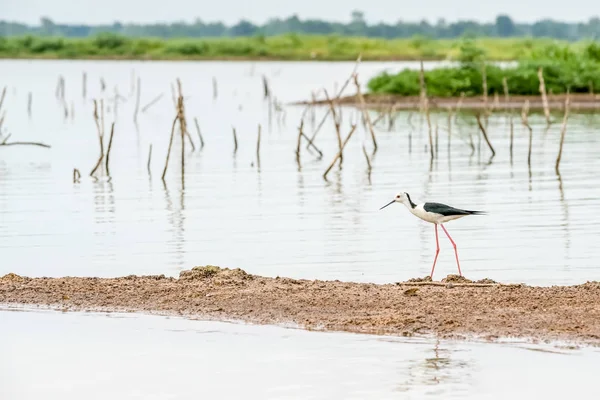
xmin=161 ymin=115 xmax=178 ymax=181
xmin=73 ymin=168 xmax=81 ymax=183
xmin=90 ymin=100 xmax=105 ymax=177
xmin=141 ymin=93 xmax=164 ymax=113
xmin=555 ymin=92 xmax=571 ymax=173
xmin=147 ymin=144 xmax=153 ymax=175
xmin=256 ymin=123 xmax=262 ymax=160
xmin=232 ymin=127 xmax=238 ymax=154
xmin=323 ymin=88 xmax=343 ymax=162
xmin=0 ymin=141 xmax=51 ymax=148
xmin=104 ymin=122 xmax=116 ymax=176
xmin=475 ymin=113 xmax=496 ymax=157
xmin=323 ymin=123 xmax=358 ymax=180
xmin=295 ymin=120 xmax=304 ymax=166
xmin=193 ymin=118 xmax=205 ymax=149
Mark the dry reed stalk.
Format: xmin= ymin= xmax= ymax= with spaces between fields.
xmin=176 ymin=79 xmax=187 ymax=176
xmin=475 ymin=113 xmax=496 ymax=156
xmin=90 ymin=100 xmax=104 ymax=177
xmin=353 ymin=74 xmax=377 ymax=150
xmin=323 ymin=89 xmax=343 ymax=161
xmin=387 ymin=103 xmax=399 ymax=130
xmin=27 ymin=92 xmax=32 ymax=118
xmin=0 ymin=86 xmax=6 ymax=112
xmin=193 ymin=118 xmax=205 ymax=149
xmin=537 ymin=68 xmax=551 ymax=125
xmin=419 ymin=60 xmax=426 ymax=112
xmin=141 ymin=94 xmax=164 ymax=113
xmin=306 ymin=54 xmax=361 ymax=148
xmin=73 ymin=169 xmax=81 ymax=183
xmin=83 ymin=72 xmax=87 ymax=99
xmin=0 ymin=112 xmax=5 ymax=131
xmin=170 ymin=83 xmax=177 ymax=107
xmin=296 ymin=120 xmax=304 ymax=165
xmin=555 ymin=93 xmax=571 ymax=173
xmin=425 ymin=98 xmax=434 ymax=159
xmin=147 ymin=144 xmax=153 ymax=175
xmin=161 ymin=116 xmax=178 ymax=181
xmin=100 ymin=78 xmax=106 ymax=92
xmin=256 ymin=124 xmax=262 ymax=160
xmin=100 ymin=99 xmax=105 ymax=137
xmin=323 ymin=124 xmax=358 ymax=179
xmin=520 ymin=100 xmax=533 ymax=167
xmin=133 ymin=77 xmax=141 ymax=123
xmin=0 ymin=141 xmax=51 ymax=148
xmin=104 ymin=122 xmax=116 ymax=176
xmin=482 ymin=63 xmax=488 ymax=113
xmin=212 ymin=77 xmax=218 ymax=99
xmin=232 ymin=127 xmax=238 ymax=153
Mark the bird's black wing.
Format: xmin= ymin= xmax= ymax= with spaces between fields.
xmin=423 ymin=202 xmax=485 ymax=216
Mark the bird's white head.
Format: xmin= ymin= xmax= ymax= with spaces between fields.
xmin=380 ymin=192 xmax=413 ymax=210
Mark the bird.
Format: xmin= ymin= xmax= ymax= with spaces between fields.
xmin=380 ymin=192 xmax=486 ymax=279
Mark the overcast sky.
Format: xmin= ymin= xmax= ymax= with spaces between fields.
xmin=1 ymin=0 xmax=596 ymax=25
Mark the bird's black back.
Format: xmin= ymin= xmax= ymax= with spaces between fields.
xmin=423 ymin=202 xmax=486 ymax=216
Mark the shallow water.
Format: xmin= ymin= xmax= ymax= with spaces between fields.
xmin=1 ymin=59 xmax=599 ymax=286
xmin=1 ymin=308 xmax=598 ymax=400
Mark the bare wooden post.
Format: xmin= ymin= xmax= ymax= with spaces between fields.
xmin=176 ymin=79 xmax=187 ymax=177
xmin=538 ymin=67 xmax=551 ymax=125
xmin=555 ymin=93 xmax=571 ymax=173
xmin=232 ymin=127 xmax=238 ymax=153
xmin=475 ymin=113 xmax=496 ymax=157
xmin=133 ymin=77 xmax=141 ymax=123
xmin=521 ymin=100 xmax=533 ymax=167
xmin=147 ymin=144 xmax=153 ymax=175
xmin=27 ymin=92 xmax=32 ymax=118
xmin=353 ymin=74 xmax=378 ymax=150
xmin=323 ymin=124 xmax=358 ymax=179
xmin=194 ymin=118 xmax=205 ymax=149
xmin=161 ymin=116 xmax=178 ymax=181
xmin=105 ymin=122 xmax=116 ymax=176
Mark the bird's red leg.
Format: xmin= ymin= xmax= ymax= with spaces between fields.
xmin=440 ymin=224 xmax=462 ymax=276
xmin=430 ymin=224 xmax=440 ymax=279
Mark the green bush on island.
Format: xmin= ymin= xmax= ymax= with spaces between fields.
xmin=367 ymin=38 xmax=600 ymax=96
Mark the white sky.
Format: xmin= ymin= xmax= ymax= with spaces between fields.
xmin=0 ymin=0 xmax=596 ymax=25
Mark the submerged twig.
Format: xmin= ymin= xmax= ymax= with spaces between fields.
xmin=73 ymin=168 xmax=81 ymax=183
xmin=475 ymin=113 xmax=496 ymax=157
xmin=104 ymin=122 xmax=116 ymax=176
xmin=147 ymin=144 xmax=153 ymax=175
xmin=194 ymin=118 xmax=205 ymax=149
xmin=232 ymin=127 xmax=238 ymax=153
xmin=141 ymin=94 xmax=164 ymax=113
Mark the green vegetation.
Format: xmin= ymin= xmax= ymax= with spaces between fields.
xmin=2 ymin=13 xmax=600 ymax=41
xmin=0 ymin=34 xmax=589 ymax=61
xmin=367 ymin=39 xmax=600 ymax=96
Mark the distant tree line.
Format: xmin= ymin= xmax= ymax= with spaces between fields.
xmin=1 ymin=12 xmax=600 ymax=41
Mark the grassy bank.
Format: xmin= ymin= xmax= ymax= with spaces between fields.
xmin=367 ymin=40 xmax=600 ymax=96
xmin=0 ymin=33 xmax=584 ymax=61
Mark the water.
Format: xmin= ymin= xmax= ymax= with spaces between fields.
xmin=2 ymin=59 xmax=599 ymax=285
xmin=1 ymin=308 xmax=599 ymax=400
xmin=2 ymin=59 xmax=600 ymax=398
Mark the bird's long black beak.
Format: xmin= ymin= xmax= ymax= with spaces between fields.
xmin=379 ymin=200 xmax=395 ymax=210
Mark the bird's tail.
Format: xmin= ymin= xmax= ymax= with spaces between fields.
xmin=466 ymin=210 xmax=487 ymax=215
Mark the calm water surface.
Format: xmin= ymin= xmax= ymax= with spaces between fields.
xmin=2 ymin=59 xmax=599 ymax=285
xmin=1 ymin=308 xmax=599 ymax=400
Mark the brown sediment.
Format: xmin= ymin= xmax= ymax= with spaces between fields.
xmin=293 ymin=93 xmax=600 ymax=111
xmin=1 ymin=267 xmax=600 ymax=345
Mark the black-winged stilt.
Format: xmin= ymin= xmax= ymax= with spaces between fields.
xmin=380 ymin=192 xmax=486 ymax=279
